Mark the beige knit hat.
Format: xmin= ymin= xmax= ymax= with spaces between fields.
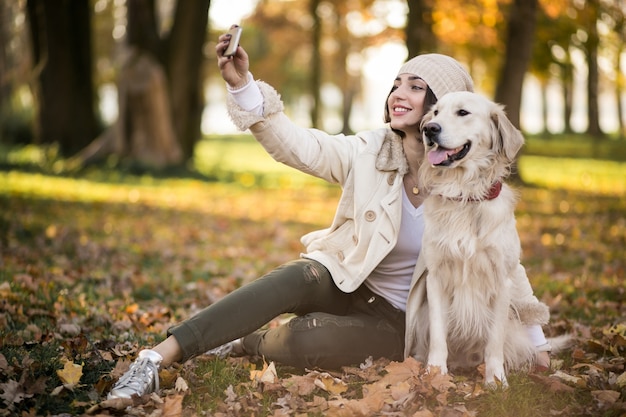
xmin=397 ymin=54 xmax=474 ymax=99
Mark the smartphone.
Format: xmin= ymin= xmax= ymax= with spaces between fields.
xmin=223 ymin=26 xmax=242 ymax=57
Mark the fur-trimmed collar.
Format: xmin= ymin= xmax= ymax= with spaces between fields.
xmin=375 ymin=130 xmax=409 ymax=176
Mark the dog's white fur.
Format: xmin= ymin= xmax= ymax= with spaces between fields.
xmin=418 ymin=91 xmax=537 ymax=387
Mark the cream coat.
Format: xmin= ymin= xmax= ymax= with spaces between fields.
xmin=227 ymin=81 xmax=549 ymax=360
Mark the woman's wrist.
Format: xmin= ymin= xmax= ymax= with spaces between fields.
xmin=228 ymin=72 xmax=252 ymax=91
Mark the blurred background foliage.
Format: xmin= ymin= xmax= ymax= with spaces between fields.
xmin=0 ymin=0 xmax=624 ymax=171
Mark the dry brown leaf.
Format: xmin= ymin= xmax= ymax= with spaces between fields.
xmin=282 ymin=374 xmax=318 ymax=396
xmin=359 ymin=387 xmax=387 ymax=411
xmin=551 ymin=370 xmax=586 ymax=387
xmin=529 ymin=374 xmax=576 ymax=392
xmin=0 ymin=379 xmax=33 ymax=405
xmin=389 ymin=380 xmax=411 ymax=400
xmin=412 ymin=410 xmax=435 ymax=417
xmin=163 ymin=393 xmax=184 ymax=417
xmin=429 ymin=372 xmax=456 ymax=392
xmin=591 ymin=390 xmax=620 ymax=407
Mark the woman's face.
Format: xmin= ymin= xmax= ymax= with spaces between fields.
xmin=387 ymin=74 xmax=428 ymax=137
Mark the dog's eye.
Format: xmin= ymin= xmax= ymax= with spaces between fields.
xmin=433 ymin=110 xmax=438 ymax=116
xmin=457 ymin=109 xmax=470 ymax=116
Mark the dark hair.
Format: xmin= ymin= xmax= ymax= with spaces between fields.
xmin=384 ymin=86 xmax=438 ymax=138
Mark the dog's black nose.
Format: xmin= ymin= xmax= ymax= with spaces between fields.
xmin=423 ymin=122 xmax=441 ymax=145
xmin=423 ymin=122 xmax=441 ymax=138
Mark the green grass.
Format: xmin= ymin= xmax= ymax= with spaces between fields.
xmin=1 ymin=137 xmax=625 ymax=416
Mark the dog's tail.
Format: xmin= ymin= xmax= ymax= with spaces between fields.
xmin=547 ymin=335 xmax=575 ymax=353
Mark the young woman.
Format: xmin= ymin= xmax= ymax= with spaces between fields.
xmin=107 ymin=29 xmax=551 ymax=399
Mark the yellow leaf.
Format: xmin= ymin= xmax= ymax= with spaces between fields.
xmin=56 ymin=361 xmax=83 ymax=386
xmin=314 ymin=373 xmax=348 ymax=395
xmin=249 ymin=361 xmax=277 ymax=384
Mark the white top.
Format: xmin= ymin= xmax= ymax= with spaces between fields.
xmin=365 ymin=187 xmax=424 ymax=311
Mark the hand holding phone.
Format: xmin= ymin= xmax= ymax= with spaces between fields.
xmin=223 ymin=26 xmax=242 ymax=57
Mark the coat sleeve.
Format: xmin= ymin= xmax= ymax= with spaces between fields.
xmin=226 ymin=80 xmax=362 ymax=185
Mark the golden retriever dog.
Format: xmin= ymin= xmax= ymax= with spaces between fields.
xmin=418 ymin=91 xmax=544 ymax=387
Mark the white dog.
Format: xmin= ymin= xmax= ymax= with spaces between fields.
xmin=418 ymin=91 xmax=547 ymax=387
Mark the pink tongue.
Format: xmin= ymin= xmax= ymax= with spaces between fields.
xmin=428 ymin=148 xmax=452 ymax=165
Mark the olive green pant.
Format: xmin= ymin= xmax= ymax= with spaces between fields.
xmin=167 ymin=259 xmax=406 ymax=369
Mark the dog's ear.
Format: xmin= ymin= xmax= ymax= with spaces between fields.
xmin=490 ymin=104 xmax=524 ymax=162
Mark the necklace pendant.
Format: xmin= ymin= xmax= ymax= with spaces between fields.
xmin=412 ymin=186 xmax=420 ymax=195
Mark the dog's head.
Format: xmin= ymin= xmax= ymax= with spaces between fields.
xmin=420 ymin=91 xmax=524 ymax=171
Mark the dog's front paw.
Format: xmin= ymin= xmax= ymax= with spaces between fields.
xmin=484 ymin=361 xmax=508 ymax=389
xmin=427 ymin=351 xmax=449 ymax=375
xmin=427 ymin=362 xmax=448 ymax=375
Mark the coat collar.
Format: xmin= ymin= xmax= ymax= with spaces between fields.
xmin=375 ymin=129 xmax=409 ymax=176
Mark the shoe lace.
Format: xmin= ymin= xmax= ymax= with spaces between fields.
xmin=115 ymin=357 xmax=159 ymax=394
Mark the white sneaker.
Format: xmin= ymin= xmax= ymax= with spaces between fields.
xmin=205 ymin=338 xmax=244 ymax=359
xmin=108 ymin=354 xmax=160 ymax=399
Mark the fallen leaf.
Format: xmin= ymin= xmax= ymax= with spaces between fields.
xmin=412 ymin=410 xmax=435 ymax=417
xmin=282 ymin=374 xmax=318 ymax=396
xmin=429 ymin=372 xmax=456 ymax=392
xmin=0 ymin=379 xmax=33 ymax=405
xmin=250 ymin=361 xmax=277 ymax=384
xmin=529 ymin=374 xmax=575 ymax=392
xmin=163 ymin=393 xmax=184 ymax=417
xmin=56 ymin=361 xmax=83 ymax=387
xmin=591 ymin=390 xmax=620 ymax=407
xmin=174 ymin=376 xmax=189 ymax=392
xmin=550 ymin=370 xmax=585 ymax=387
xmin=313 ymin=372 xmax=348 ymax=395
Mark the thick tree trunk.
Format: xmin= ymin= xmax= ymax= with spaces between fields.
xmin=584 ymin=0 xmax=603 ymax=138
xmin=405 ymin=0 xmax=436 ymax=57
xmin=166 ymin=0 xmax=211 ymax=160
xmin=26 ymin=0 xmax=97 ymax=155
xmin=494 ymin=0 xmax=538 ymax=129
xmin=116 ymin=49 xmax=182 ymax=166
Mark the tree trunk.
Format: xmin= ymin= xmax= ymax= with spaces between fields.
xmin=494 ymin=0 xmax=538 ymax=129
xmin=617 ymin=42 xmax=625 ymax=140
xmin=584 ymin=0 xmax=603 ymax=138
xmin=74 ymin=0 xmax=212 ymax=168
xmin=309 ymin=0 xmax=322 ymax=128
xmin=405 ymin=0 xmax=436 ymax=57
xmin=540 ymin=78 xmax=549 ymax=135
xmin=561 ymin=60 xmax=574 ymax=134
xmin=26 ymin=0 xmax=97 ymax=155
xmin=166 ymin=0 xmax=211 ymax=160
xmin=115 ymin=49 xmax=182 ymax=166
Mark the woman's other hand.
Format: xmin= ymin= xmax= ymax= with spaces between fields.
xmin=216 ymin=26 xmax=250 ymax=89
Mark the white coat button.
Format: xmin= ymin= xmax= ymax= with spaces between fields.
xmin=365 ymin=210 xmax=376 ymax=221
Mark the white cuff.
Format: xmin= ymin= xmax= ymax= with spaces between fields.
xmin=526 ymin=324 xmax=548 ymax=348
xmin=227 ymin=72 xmax=263 ymax=116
